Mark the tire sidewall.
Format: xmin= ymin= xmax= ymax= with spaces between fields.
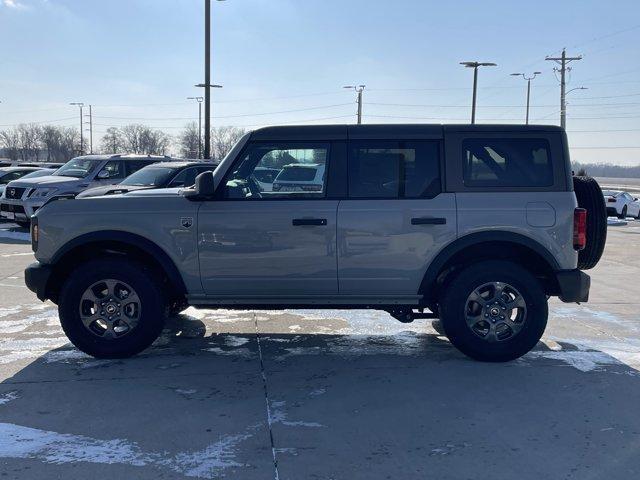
xmin=440 ymin=261 xmax=548 ymax=362
xmin=58 ymin=258 xmax=166 ymax=358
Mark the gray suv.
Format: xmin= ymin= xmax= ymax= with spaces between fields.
xmin=24 ymin=125 xmax=607 ymax=362
xmin=0 ymin=154 xmax=171 ymax=227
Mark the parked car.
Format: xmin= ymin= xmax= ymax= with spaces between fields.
xmin=76 ymin=161 xmax=218 ymax=198
xmin=603 ymin=189 xmax=640 ymax=219
xmin=0 ymin=154 xmax=171 ymax=227
xmin=17 ymin=162 xmax=65 ymax=169
xmin=252 ymin=166 xmax=281 ymax=192
xmin=0 ymin=167 xmax=46 ymax=197
xmin=25 ymin=124 xmax=606 ymax=362
xmin=272 ymin=163 xmax=325 ymax=192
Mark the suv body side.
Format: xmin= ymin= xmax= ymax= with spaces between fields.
xmin=29 ymin=125 xmax=578 ymax=308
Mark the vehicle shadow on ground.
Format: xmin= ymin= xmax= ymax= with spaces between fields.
xmin=0 ymin=223 xmax=30 ymax=245
xmin=0 ymin=313 xmax=639 ymax=479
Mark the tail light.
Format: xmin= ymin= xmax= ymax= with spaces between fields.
xmin=607 ymin=198 xmax=616 ymax=203
xmin=573 ymin=208 xmax=587 ymax=251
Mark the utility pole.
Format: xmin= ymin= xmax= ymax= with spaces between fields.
xmin=343 ymin=85 xmax=366 ymax=124
xmin=196 ymin=0 xmax=225 ymax=160
xmin=84 ymin=105 xmax=94 ymax=154
xmin=546 ymin=48 xmax=582 ymax=130
xmin=187 ymin=97 xmax=204 ymax=158
xmin=460 ymin=61 xmax=497 ymax=124
xmin=510 ymin=72 xmax=541 ymax=125
xmin=70 ymin=102 xmax=84 ymax=154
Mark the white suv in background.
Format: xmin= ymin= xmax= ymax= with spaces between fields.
xmin=0 ymin=154 xmax=171 ymax=227
xmin=272 ymin=163 xmax=325 ymax=193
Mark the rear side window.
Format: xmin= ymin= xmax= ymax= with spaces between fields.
xmin=348 ymin=140 xmax=440 ymax=199
xmin=463 ymin=138 xmax=553 ymax=187
xmin=276 ymin=166 xmax=317 ymax=181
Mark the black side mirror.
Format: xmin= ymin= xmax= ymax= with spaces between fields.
xmin=185 ymin=171 xmax=215 ymax=199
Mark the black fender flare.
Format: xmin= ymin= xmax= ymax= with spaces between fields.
xmin=419 ymin=231 xmax=560 ymax=298
xmin=50 ymin=230 xmax=187 ymax=295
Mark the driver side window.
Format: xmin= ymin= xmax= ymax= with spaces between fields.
xmin=223 ymin=142 xmax=329 ymax=199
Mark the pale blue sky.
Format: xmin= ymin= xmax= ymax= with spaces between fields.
xmin=1 ymin=0 xmax=639 ymax=164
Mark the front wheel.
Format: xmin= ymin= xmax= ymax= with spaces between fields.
xmin=439 ymin=260 xmax=548 ymax=362
xmin=58 ymin=258 xmax=167 ymax=358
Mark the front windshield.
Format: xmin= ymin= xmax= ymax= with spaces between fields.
xmin=54 ymin=158 xmax=103 ymax=178
xmin=121 ymin=167 xmax=176 ymax=186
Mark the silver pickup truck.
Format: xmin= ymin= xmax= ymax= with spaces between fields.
xmin=24 ymin=124 xmax=607 ymax=362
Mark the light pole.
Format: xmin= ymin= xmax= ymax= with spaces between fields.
xmin=564 ymin=87 xmax=588 ymax=129
xmin=343 ymin=85 xmax=366 ymax=124
xmin=510 ymin=72 xmax=541 ymax=125
xmin=187 ymin=96 xmax=204 ymax=158
xmin=70 ymin=102 xmax=84 ymax=154
xmin=460 ymin=61 xmax=497 ymax=124
xmin=197 ymin=0 xmax=226 ymax=160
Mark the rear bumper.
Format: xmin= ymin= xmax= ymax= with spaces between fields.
xmin=24 ymin=262 xmax=52 ymax=301
xmin=556 ymin=269 xmax=590 ymax=303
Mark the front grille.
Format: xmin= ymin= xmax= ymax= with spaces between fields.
xmin=5 ymin=187 xmax=26 ymax=199
xmin=0 ymin=203 xmax=25 ymax=214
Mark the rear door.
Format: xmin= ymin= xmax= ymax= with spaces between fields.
xmin=198 ymin=140 xmax=340 ymax=297
xmin=337 ymin=128 xmax=456 ymax=298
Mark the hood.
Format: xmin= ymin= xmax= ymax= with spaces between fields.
xmin=76 ymin=184 xmax=149 ymax=198
xmin=7 ymin=175 xmax=84 ymax=189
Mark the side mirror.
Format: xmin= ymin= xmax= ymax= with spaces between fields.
xmin=97 ymin=170 xmax=110 ymax=179
xmin=185 ymin=171 xmax=216 ymax=199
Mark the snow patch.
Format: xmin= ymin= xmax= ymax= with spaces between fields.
xmin=0 ymin=391 xmax=19 ymax=406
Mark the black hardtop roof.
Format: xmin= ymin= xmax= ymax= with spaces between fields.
xmin=250 ymin=124 xmax=563 ymax=141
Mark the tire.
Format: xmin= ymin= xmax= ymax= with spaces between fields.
xmin=439 ymin=260 xmax=548 ymax=362
xmin=573 ymin=176 xmax=607 ymax=270
xmin=619 ymin=206 xmax=627 ymax=220
xmin=58 ymin=258 xmax=167 ymax=358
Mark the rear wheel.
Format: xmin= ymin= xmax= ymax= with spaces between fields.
xmin=58 ymin=258 xmax=167 ymax=358
xmin=619 ymin=205 xmax=628 ymax=220
xmin=439 ymin=260 xmax=547 ymax=362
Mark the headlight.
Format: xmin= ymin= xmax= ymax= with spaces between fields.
xmin=30 ymin=188 xmax=58 ymax=199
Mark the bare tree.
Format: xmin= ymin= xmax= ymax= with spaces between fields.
xmin=101 ymin=127 xmax=123 ymax=154
xmin=14 ymin=124 xmax=42 ymax=161
xmin=119 ymin=124 xmax=171 ymax=155
xmin=41 ymin=126 xmax=80 ymax=161
xmin=0 ymin=128 xmax=21 ymax=160
xmin=178 ymin=122 xmax=200 ymax=158
xmin=211 ymin=126 xmax=246 ymax=161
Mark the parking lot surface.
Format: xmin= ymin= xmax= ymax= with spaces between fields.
xmin=0 ymin=220 xmax=639 ymax=479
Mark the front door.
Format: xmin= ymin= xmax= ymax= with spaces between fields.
xmin=198 ymin=141 xmax=338 ymax=297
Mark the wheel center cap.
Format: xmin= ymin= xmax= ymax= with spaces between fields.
xmin=489 ymin=307 xmax=500 ymax=317
xmin=105 ymin=304 xmax=117 ymax=315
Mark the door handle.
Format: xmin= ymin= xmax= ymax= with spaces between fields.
xmin=411 ymin=217 xmax=447 ymax=225
xmin=292 ymin=218 xmax=327 ymax=226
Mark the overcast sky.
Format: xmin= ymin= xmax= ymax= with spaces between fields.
xmin=1 ymin=0 xmax=639 ymax=164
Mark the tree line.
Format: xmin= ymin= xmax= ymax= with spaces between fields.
xmin=573 ymin=162 xmax=640 ymax=179
xmin=0 ymin=123 xmax=246 ymax=163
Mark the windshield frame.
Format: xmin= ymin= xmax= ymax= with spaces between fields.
xmin=54 ymin=158 xmax=104 ymax=179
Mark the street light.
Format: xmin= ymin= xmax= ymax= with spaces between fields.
xmin=199 ymin=0 xmax=226 ymax=160
xmin=510 ymin=71 xmax=541 ymax=125
xmin=187 ymin=96 xmax=204 ymax=159
xmin=460 ymin=61 xmax=497 ymax=124
xmin=69 ymin=102 xmax=84 ymax=154
xmin=343 ymin=85 xmax=366 ymax=124
xmin=564 ymin=87 xmax=588 ymax=129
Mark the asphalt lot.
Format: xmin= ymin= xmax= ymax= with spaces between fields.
xmin=0 ymin=220 xmax=639 ymax=479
